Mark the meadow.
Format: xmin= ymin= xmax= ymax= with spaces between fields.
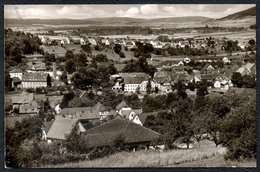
xmin=43 ymin=140 xmax=255 ymax=168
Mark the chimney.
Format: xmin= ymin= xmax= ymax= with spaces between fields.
xmin=53 ymin=62 xmax=57 ymax=79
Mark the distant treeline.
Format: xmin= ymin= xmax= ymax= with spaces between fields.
xmin=70 ymin=26 xmax=246 ymax=36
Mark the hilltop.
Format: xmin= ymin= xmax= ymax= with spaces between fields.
xmin=218 ymin=6 xmax=256 ymax=20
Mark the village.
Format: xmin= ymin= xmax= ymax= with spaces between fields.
xmin=4 ymin=4 xmax=257 ymax=168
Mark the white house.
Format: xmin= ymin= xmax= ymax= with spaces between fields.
xmin=9 ymin=69 xmax=23 ymax=80
xmin=222 ymin=57 xmax=230 ymax=64
xmin=214 ymin=80 xmax=221 ymax=88
xmin=88 ymin=38 xmax=97 ymax=46
xmin=122 ymin=73 xmax=150 ymax=93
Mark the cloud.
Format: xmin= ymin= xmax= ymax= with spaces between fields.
xmin=162 ymin=6 xmax=176 ymax=13
xmin=57 ymin=5 xmax=79 ymax=15
xmin=4 ymin=4 xmax=256 ymax=19
xmin=124 ymin=7 xmax=139 ymax=17
xmin=140 ymin=4 xmax=159 ymax=15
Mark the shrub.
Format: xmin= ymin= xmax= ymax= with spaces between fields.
xmin=119 ymin=52 xmax=125 ymax=58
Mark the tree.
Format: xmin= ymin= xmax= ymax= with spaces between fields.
xmin=196 ymin=80 xmax=208 ymax=96
xmin=65 ymin=50 xmax=74 ymax=61
xmin=81 ymin=44 xmax=92 ymax=54
xmin=76 ymin=53 xmax=88 ymax=68
xmin=65 ymin=123 xmax=89 ymax=154
xmin=231 ymin=72 xmax=242 ymax=87
xmin=60 ymin=92 xmax=75 ymax=109
xmin=146 ymin=80 xmax=152 ymax=94
xmin=48 ymin=30 xmax=55 ymax=36
xmin=219 ymin=95 xmax=256 ymax=160
xmin=119 ymin=52 xmax=125 ymax=58
xmin=113 ymin=44 xmax=122 ymax=54
xmin=5 ymin=71 xmax=12 ymax=92
xmin=65 ymin=60 xmax=76 ymax=74
xmin=47 ymin=74 xmax=52 ymax=87
xmin=248 ymin=39 xmax=255 ymax=47
xmin=176 ymin=81 xmax=187 ymax=99
xmin=5 ymin=116 xmax=43 ymax=168
xmin=156 ymin=35 xmax=170 ymax=42
xmin=60 ymin=71 xmax=68 ymax=85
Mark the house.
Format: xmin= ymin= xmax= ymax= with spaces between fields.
xmin=19 ymin=100 xmax=39 ymax=115
xmin=222 ymin=57 xmax=230 ymax=64
xmin=150 ymin=40 xmax=163 ymax=49
xmin=9 ymin=68 xmax=23 ymax=80
xmin=88 ymin=38 xmax=97 ymax=46
xmin=153 ymin=71 xmax=172 ymax=93
xmin=55 ymin=103 xmax=61 ymax=114
xmin=12 ymin=92 xmax=34 ymax=109
xmin=22 ymin=73 xmax=49 ymax=89
xmin=236 ymin=62 xmax=255 ymax=76
xmin=121 ymin=73 xmax=150 ymax=93
xmin=46 ymin=116 xmax=86 ymax=143
xmin=59 ymin=107 xmax=100 ymax=120
xmin=26 ymin=61 xmax=46 ymax=73
xmin=200 ymin=64 xmax=216 ymax=75
xmin=81 ymin=117 xmax=161 ymax=149
xmin=93 ymin=102 xmax=110 ymax=121
xmin=38 ymin=35 xmax=70 ymax=45
xmin=140 ymin=80 xmax=156 ymax=92
xmin=116 ymin=101 xmax=129 ymax=114
xmin=183 ymin=57 xmax=191 ymax=64
xmin=125 ymin=41 xmax=136 ymax=49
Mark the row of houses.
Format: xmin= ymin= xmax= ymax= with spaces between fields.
xmin=38 ymin=33 xmax=253 ymax=50
xmin=111 ymin=61 xmax=256 ymax=93
xmin=45 ymin=100 xmax=157 ymax=148
xmin=9 ymin=62 xmax=63 ymax=89
xmin=44 ymin=116 xmax=161 ymax=150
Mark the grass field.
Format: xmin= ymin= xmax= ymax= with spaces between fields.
xmin=40 ymin=45 xmax=67 ymax=56
xmin=42 ymin=140 xmax=256 ymax=168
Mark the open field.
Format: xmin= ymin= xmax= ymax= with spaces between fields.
xmin=40 ymin=45 xmax=67 ymax=56
xmin=42 ymin=140 xmax=255 ymax=168
xmin=92 ymin=49 xmax=137 ymax=62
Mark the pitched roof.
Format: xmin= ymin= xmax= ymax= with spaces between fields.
xmin=12 ymin=92 xmax=34 ymax=104
xmin=9 ymin=68 xmax=23 ymax=73
xmin=93 ymin=102 xmax=108 ymax=111
xmin=200 ymin=64 xmax=215 ymax=74
xmin=236 ymin=63 xmax=255 ymax=74
xmin=22 ymin=73 xmax=48 ymax=82
xmin=124 ymin=76 xmax=147 ymax=84
xmin=120 ymin=73 xmax=150 ymax=84
xmin=116 ymin=101 xmax=129 ymax=110
xmin=46 ymin=117 xmax=78 ymax=140
xmin=59 ymin=107 xmax=100 ymax=120
xmin=19 ymin=100 xmax=39 ymax=114
xmin=82 ymin=117 xmax=161 ymax=148
xmin=12 ymin=77 xmax=21 ymax=83
xmin=43 ymin=121 xmax=54 ymax=134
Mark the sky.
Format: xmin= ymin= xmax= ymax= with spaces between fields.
xmin=4 ymin=4 xmax=256 ymax=19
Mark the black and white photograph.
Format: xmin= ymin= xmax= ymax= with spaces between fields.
xmin=3 ymin=4 xmax=256 ymax=168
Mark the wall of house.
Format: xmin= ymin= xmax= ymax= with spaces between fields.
xmin=124 ymin=84 xmax=140 ymax=93
xmin=22 ymin=81 xmax=47 ymax=88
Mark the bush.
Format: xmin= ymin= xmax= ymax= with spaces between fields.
xmin=119 ymin=52 xmax=125 ymax=58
